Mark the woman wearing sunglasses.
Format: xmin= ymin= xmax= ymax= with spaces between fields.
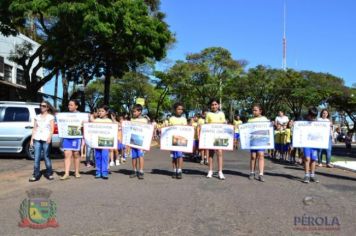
xmin=29 ymin=101 xmax=56 ymax=182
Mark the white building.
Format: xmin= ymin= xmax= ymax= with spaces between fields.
xmin=0 ymin=33 xmax=44 ymax=99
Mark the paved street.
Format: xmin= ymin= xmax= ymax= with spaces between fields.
xmin=0 ymin=148 xmax=355 ymax=236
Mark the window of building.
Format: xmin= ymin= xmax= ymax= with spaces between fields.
xmin=16 ymin=68 xmax=26 ymax=86
xmin=3 ymin=107 xmax=30 ymax=122
xmin=0 ymin=56 xmax=4 ymax=79
xmin=4 ymin=64 xmax=12 ymax=82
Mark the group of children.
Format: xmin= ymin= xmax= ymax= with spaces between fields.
xmin=30 ymin=98 xmax=339 ymax=185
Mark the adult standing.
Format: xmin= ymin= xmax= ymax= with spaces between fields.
xmin=317 ymin=109 xmax=333 ymax=168
xmin=29 ymin=101 xmax=55 ymax=182
xmin=60 ymin=100 xmax=83 ymax=180
xmin=275 ymin=111 xmax=289 ymax=126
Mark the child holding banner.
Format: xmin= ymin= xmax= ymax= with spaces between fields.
xmin=60 ymin=100 xmax=83 ymax=180
xmin=302 ymin=107 xmax=320 ymax=183
xmin=248 ymin=104 xmax=269 ymax=182
xmin=130 ymin=104 xmax=148 ymax=180
xmin=168 ymin=102 xmax=188 ymax=179
xmin=198 ymin=110 xmax=208 ymax=165
xmin=206 ymin=99 xmax=226 ymax=180
xmin=93 ymin=105 xmax=113 ymax=179
xmin=233 ymin=115 xmax=243 ymax=150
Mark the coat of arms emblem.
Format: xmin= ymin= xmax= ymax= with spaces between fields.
xmin=19 ymin=188 xmax=59 ymax=229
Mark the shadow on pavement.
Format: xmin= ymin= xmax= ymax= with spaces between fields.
xmin=223 ymin=169 xmax=249 ymax=178
xmin=150 ymin=168 xmax=207 ymax=176
xmin=284 ymin=166 xmax=356 ymax=182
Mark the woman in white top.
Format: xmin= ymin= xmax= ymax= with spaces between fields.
xmin=317 ymin=109 xmax=333 ymax=168
xmin=29 ymin=101 xmax=55 ymax=182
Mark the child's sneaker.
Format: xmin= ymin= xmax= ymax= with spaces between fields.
xmin=130 ymin=171 xmax=138 ymax=178
xmin=303 ymin=176 xmax=310 ymax=183
xmin=95 ymin=174 xmax=101 ymax=179
xmin=172 ymin=172 xmax=177 ymax=179
xmin=249 ymin=173 xmax=255 ymax=180
xmin=200 ymin=160 xmax=204 ymax=165
xmin=177 ymin=171 xmax=182 ymax=179
xmin=138 ymin=171 xmax=144 ymax=180
xmin=206 ymin=170 xmax=213 ymax=178
xmin=115 ymin=160 xmax=120 ymax=166
xmin=102 ymin=175 xmax=109 ymax=180
xmin=109 ymin=161 xmax=115 ymax=167
xmin=218 ymin=171 xmax=225 ymax=180
xmin=258 ymin=175 xmax=265 ymax=182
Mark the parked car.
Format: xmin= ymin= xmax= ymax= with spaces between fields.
xmin=0 ymin=101 xmax=60 ymax=159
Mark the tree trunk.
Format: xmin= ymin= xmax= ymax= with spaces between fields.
xmin=104 ymin=71 xmax=111 ymax=105
xmin=61 ymin=70 xmax=69 ymax=112
xmin=53 ymin=71 xmax=59 ymax=108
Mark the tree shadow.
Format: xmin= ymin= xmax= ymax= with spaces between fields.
xmin=114 ymin=169 xmax=134 ymax=176
xmin=284 ymin=166 xmax=356 ymax=182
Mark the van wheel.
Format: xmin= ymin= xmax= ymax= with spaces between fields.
xmin=25 ymin=140 xmax=35 ymax=160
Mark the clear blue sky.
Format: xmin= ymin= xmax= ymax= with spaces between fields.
xmin=45 ymin=0 xmax=355 ymax=97
xmin=159 ymin=0 xmax=356 ymax=86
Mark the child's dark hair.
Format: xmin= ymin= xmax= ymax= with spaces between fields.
xmin=208 ymin=98 xmax=220 ymax=106
xmin=307 ymin=106 xmax=318 ymax=119
xmin=98 ymin=104 xmax=110 ymax=111
xmin=132 ymin=104 xmax=143 ymax=112
xmin=173 ymin=102 xmax=184 ymax=110
xmin=69 ymin=99 xmax=80 ymax=107
xmin=252 ymin=103 xmax=262 ymax=111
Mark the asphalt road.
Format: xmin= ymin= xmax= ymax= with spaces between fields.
xmin=0 ymin=148 xmax=355 ymax=236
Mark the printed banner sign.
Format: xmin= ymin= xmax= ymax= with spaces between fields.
xmin=292 ymin=121 xmax=331 ymax=149
xmin=160 ymin=126 xmax=195 ymax=153
xmin=199 ymin=124 xmax=234 ymax=150
xmin=56 ymin=112 xmax=89 ymax=138
xmin=83 ymin=122 xmax=118 ymax=149
xmin=239 ymin=122 xmax=274 ymax=150
xmin=122 ymin=121 xmax=154 ymax=151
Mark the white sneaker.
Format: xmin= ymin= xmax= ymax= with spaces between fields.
xmin=109 ymin=161 xmax=115 ymax=167
xmin=206 ymin=170 xmax=213 ymax=178
xmin=218 ymin=171 xmax=225 ymax=180
xmin=200 ymin=160 xmax=204 ymax=165
xmin=115 ymin=160 xmax=120 ymax=166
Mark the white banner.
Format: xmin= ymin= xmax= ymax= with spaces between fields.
xmin=160 ymin=126 xmax=195 ymax=153
xmin=122 ymin=121 xmax=154 ymax=151
xmin=239 ymin=122 xmax=274 ymax=150
xmin=199 ymin=124 xmax=234 ymax=150
xmin=56 ymin=112 xmax=89 ymax=138
xmin=83 ymin=122 xmax=118 ymax=149
xmin=292 ymin=121 xmax=331 ymax=149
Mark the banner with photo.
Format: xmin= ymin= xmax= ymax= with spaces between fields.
xmin=160 ymin=126 xmax=195 ymax=153
xmin=83 ymin=122 xmax=118 ymax=149
xmin=239 ymin=122 xmax=274 ymax=150
xmin=292 ymin=121 xmax=331 ymax=149
xmin=122 ymin=121 xmax=154 ymax=151
xmin=56 ymin=112 xmax=89 ymax=138
xmin=199 ymin=124 xmax=234 ymax=150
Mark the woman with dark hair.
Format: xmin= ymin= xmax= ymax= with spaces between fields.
xmin=60 ymin=100 xmax=82 ymax=180
xmin=317 ymin=109 xmax=333 ymax=168
xmin=29 ymin=101 xmax=56 ymax=182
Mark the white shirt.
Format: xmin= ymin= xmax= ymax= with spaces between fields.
xmin=275 ymin=115 xmax=289 ymax=125
xmin=33 ymin=114 xmax=54 ymax=141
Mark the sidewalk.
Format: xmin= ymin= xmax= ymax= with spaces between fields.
xmin=332 ymin=161 xmax=356 ymax=173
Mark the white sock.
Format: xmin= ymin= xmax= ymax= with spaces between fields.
xmin=177 ymin=169 xmax=182 ymax=173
